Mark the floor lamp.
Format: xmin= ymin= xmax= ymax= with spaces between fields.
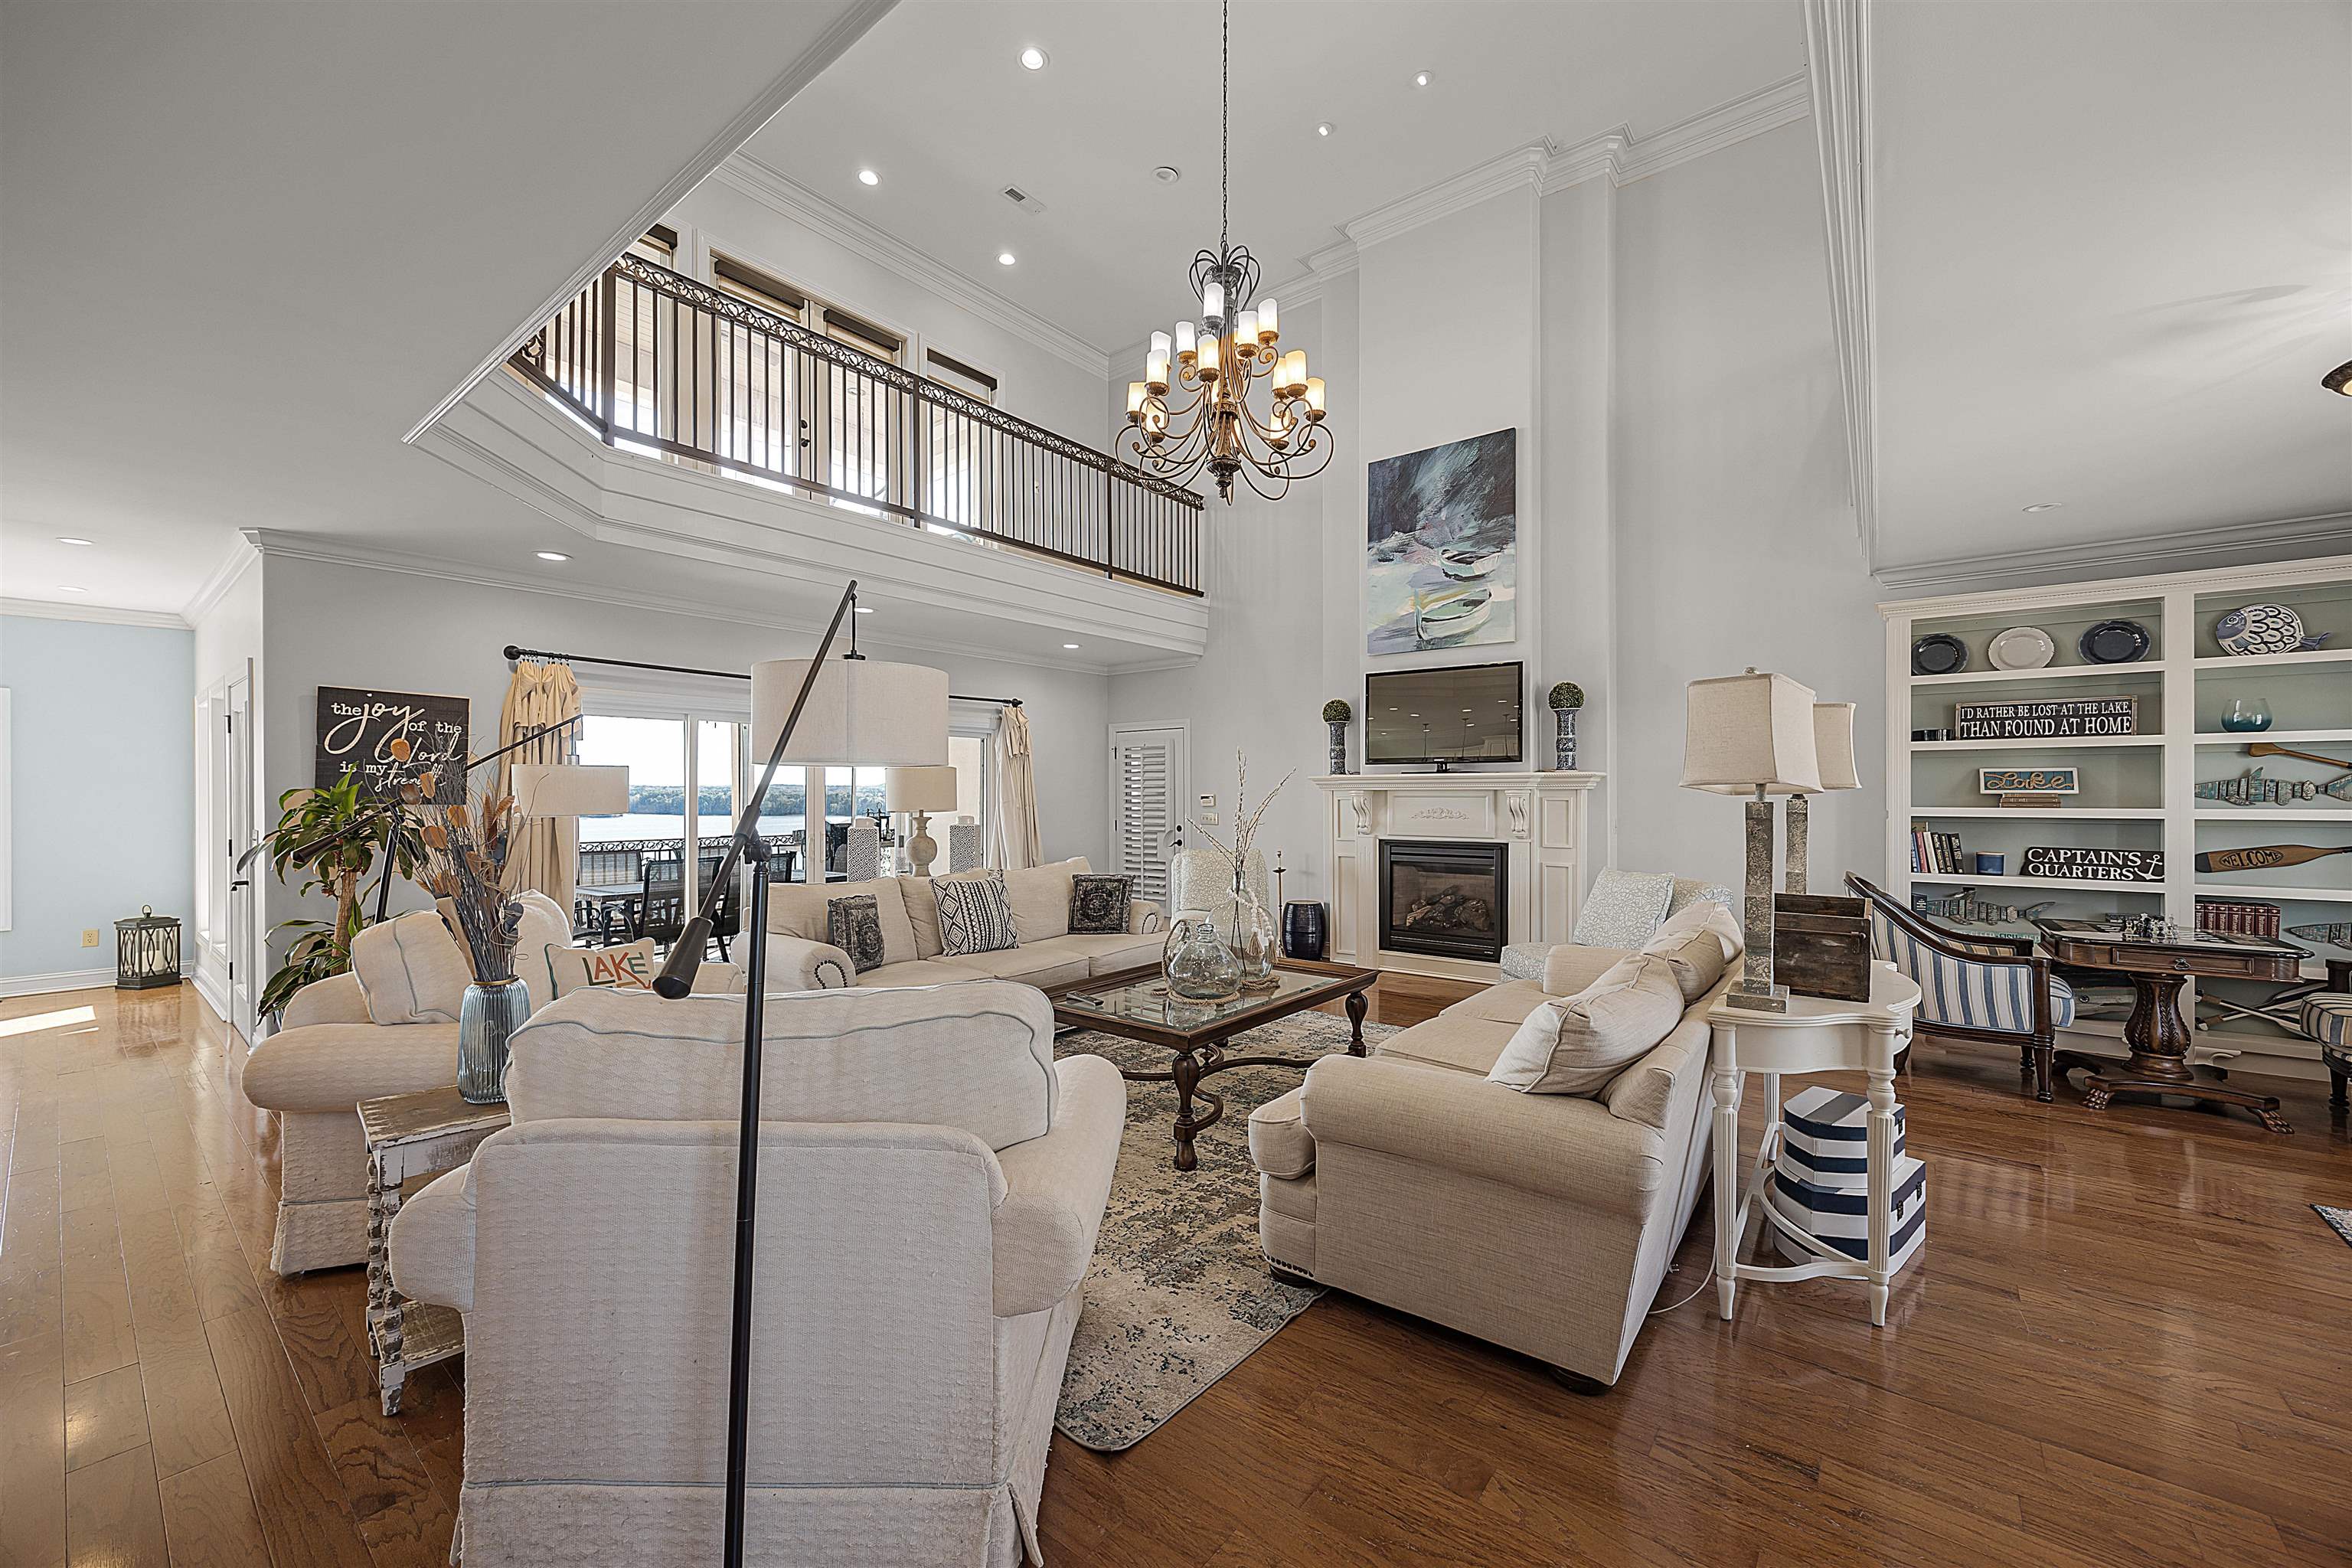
xmin=651 ymin=580 xmax=947 ymax=1568
xmin=1781 ymin=701 xmax=1860 ymax=894
xmin=1681 ymin=670 xmax=1821 ymax=1011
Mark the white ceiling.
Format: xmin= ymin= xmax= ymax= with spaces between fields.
xmin=1868 ymin=0 xmax=2352 ymax=577
xmin=0 ymin=0 xmax=880 ymax=617
xmin=742 ymin=0 xmax=1805 ymax=351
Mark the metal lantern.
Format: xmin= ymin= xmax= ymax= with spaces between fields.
xmin=114 ymin=906 xmax=181 ymax=990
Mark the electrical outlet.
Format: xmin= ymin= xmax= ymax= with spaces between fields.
xmin=81 ymin=929 xmax=101 ymax=948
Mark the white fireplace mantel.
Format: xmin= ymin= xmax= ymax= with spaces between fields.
xmin=1312 ymin=771 xmax=1602 ymax=983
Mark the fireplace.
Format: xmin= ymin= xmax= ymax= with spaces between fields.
xmin=1380 ymin=840 xmax=1508 ymax=962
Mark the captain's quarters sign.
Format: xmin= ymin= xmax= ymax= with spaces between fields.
xmin=1953 ymin=698 xmax=2138 ymax=740
xmin=2020 ymin=846 xmax=2164 ymax=883
xmin=316 ymin=687 xmax=469 ymax=802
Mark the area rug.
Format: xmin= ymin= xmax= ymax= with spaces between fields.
xmin=2318 ymin=1206 xmax=2352 ymax=1251
xmin=1052 ymin=1008 xmax=1395 ymax=1451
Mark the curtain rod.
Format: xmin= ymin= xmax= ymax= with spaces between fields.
xmin=501 ymin=644 xmax=1022 ymax=707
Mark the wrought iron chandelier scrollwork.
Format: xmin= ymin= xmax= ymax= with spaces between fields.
xmin=1122 ymin=0 xmax=1331 ymax=505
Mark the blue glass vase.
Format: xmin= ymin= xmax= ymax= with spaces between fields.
xmin=2218 ymin=696 xmax=2273 ymax=733
xmin=457 ymin=977 xmax=531 ymax=1103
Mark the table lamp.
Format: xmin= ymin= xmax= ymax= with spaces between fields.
xmin=886 ymin=765 xmax=960 ymax=876
xmin=1779 ymin=702 xmax=1859 ymax=895
xmin=1681 ymin=670 xmax=1821 ymax=1012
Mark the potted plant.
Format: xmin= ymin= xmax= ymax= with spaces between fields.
xmin=395 ymin=760 xmax=529 ymax=1102
xmin=1548 ymin=681 xmax=1585 ymax=770
xmin=247 ymin=765 xmax=425 ymax=1024
xmin=1322 ymin=698 xmax=1352 ymax=776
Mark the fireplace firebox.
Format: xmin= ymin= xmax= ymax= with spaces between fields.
xmin=1380 ymin=840 xmax=1508 ymax=962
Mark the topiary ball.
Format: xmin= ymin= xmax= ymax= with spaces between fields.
xmin=1547 ymin=681 xmax=1584 ymax=710
xmin=1321 ymin=699 xmax=1352 ymax=724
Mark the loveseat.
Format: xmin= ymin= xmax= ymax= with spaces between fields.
xmin=1247 ymin=900 xmax=1739 ymax=1389
xmin=764 ymin=858 xmax=1165 ymax=991
xmin=385 ymin=981 xmax=1122 ymax=1566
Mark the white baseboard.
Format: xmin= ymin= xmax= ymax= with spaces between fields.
xmin=188 ymin=962 xmax=231 ymax=1028
xmin=0 ymin=965 xmax=122 ymax=998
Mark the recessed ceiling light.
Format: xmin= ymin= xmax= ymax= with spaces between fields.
xmin=1063 ymin=642 xmax=1080 ymax=650
xmin=1315 ymin=122 xmax=1333 ymax=137
xmin=1019 ymin=46 xmax=1047 ymax=70
xmin=1410 ymin=69 xmax=1434 ymax=88
xmin=998 ymin=251 xmax=1018 ymax=266
xmin=858 ymin=168 xmax=880 ymax=186
xmin=57 ymin=536 xmax=93 ymax=546
xmin=56 ymin=585 xmax=87 ymax=593
xmin=2021 ymin=501 xmax=2064 ymax=513
xmin=1153 ymin=165 xmax=1183 ymax=185
xmin=536 ymin=550 xmax=571 ymax=562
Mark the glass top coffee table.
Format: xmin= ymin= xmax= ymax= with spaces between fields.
xmin=1048 ymin=959 xmax=1379 ymax=1171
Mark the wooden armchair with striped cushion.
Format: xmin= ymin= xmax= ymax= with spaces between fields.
xmin=1845 ymin=874 xmax=2073 ymax=1102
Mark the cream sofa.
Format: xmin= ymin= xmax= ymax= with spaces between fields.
xmin=387 ymin=981 xmax=1122 ymax=1567
xmin=763 ymin=858 xmax=1165 ymax=991
xmin=1248 ymin=935 xmax=1730 ymax=1390
xmin=239 ymin=891 xmax=742 ymax=1274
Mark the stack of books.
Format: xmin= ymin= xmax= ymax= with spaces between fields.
xmin=2194 ymin=898 xmax=2282 ymax=939
xmin=1909 ymin=823 xmax=1967 ymax=874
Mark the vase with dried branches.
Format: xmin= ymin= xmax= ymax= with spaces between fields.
xmin=1194 ymin=750 xmax=1293 ymax=991
xmin=395 ymin=745 xmax=527 ymax=1102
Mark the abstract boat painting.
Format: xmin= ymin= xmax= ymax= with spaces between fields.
xmin=1366 ymin=428 xmax=1517 ymax=655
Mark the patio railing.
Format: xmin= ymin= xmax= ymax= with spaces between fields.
xmin=511 ymin=253 xmax=1205 ymax=595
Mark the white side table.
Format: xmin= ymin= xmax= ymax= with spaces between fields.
xmin=1708 ymin=963 xmax=1921 ymax=1327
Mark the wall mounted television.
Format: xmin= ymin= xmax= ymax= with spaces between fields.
xmin=1364 ymin=662 xmax=1524 ymax=768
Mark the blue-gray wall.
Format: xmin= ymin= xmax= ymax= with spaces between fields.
xmin=0 ymin=615 xmax=194 ymax=982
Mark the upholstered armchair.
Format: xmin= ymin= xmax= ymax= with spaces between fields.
xmin=385 ymin=980 xmax=1124 ymax=1567
xmin=1846 ymin=874 xmax=2073 ymax=1102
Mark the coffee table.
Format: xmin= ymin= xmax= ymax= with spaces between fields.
xmin=1048 ymin=959 xmax=1378 ymax=1171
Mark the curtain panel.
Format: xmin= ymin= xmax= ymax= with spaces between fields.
xmin=499 ymin=659 xmax=583 ymax=910
xmin=989 ymin=704 xmax=1041 ymax=871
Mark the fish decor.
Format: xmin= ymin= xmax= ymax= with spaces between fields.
xmin=2286 ymin=921 xmax=2352 ymax=950
xmin=2195 ymin=769 xmax=2352 ymax=805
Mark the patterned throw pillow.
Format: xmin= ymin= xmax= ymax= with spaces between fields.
xmin=936 ymin=871 xmax=1019 ymax=956
xmin=544 ymin=940 xmax=659 ymax=998
xmin=1068 ymin=874 xmax=1133 ymax=935
xmin=1572 ymin=868 xmax=1677 ymax=949
xmin=826 ymin=894 xmax=888 ymax=974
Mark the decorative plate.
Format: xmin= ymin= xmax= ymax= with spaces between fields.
xmin=1910 ymin=633 xmax=1969 ymax=676
xmin=2077 ymin=619 xmax=2151 ymax=664
xmin=2214 ymin=602 xmax=2304 ymax=657
xmin=1987 ymin=626 xmax=2056 ymax=671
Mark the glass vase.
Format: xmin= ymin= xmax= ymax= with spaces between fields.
xmin=457 ymin=977 xmax=531 ymax=1103
xmin=1231 ymin=887 xmax=1279 ymax=991
xmin=1164 ymin=914 xmax=1243 ymax=1001
xmin=2219 ymin=695 xmax=2272 ymax=733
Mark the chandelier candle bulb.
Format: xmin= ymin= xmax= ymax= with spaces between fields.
xmin=1197 ymin=334 xmax=1220 ymax=378
xmin=1126 ymin=381 xmax=1148 ymax=420
xmin=1304 ymin=376 xmax=1325 ymax=417
xmin=1278 ymin=350 xmax=1305 ymax=394
xmin=1145 ymin=348 xmax=1170 ymax=391
xmin=1257 ymin=298 xmax=1277 ymax=340
xmin=1175 ymin=320 xmax=1197 ymax=360
xmin=1234 ymin=309 xmax=1259 ymax=349
xmin=1203 ymin=279 xmax=1225 ymax=325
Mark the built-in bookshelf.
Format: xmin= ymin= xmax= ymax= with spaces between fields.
xmin=1881 ymin=554 xmax=2352 ymax=1078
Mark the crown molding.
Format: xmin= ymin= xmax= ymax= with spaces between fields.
xmin=401 ymin=0 xmax=900 ymax=446
xmin=1344 ymin=143 xmax=1551 ymax=251
xmin=1873 ymin=516 xmax=2352 ymax=600
xmin=180 ymin=533 xmax=261 ymax=625
xmin=1804 ymin=0 xmax=1879 ymax=574
xmin=1609 ymin=70 xmax=1812 ymax=186
xmin=1 ymin=596 xmax=189 ymax=629
xmin=716 ymin=152 xmax=1114 ymax=378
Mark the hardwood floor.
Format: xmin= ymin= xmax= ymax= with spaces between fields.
xmin=4 ymin=977 xmax=2347 ymax=1566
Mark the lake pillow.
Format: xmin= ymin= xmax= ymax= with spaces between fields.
xmin=544 ymin=940 xmax=659 ymax=998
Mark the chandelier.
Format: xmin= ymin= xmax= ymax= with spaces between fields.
xmin=1122 ymin=0 xmax=1331 ymax=504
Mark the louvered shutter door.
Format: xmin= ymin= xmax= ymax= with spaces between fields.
xmin=1112 ymin=732 xmax=1181 ymax=904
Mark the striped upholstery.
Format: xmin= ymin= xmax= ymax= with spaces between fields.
xmin=2302 ymin=995 xmax=2352 ymax=1050
xmin=1869 ymin=906 xmax=2074 ymax=1033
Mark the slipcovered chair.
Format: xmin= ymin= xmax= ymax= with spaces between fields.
xmin=1846 ymin=874 xmax=2072 ymax=1102
xmin=387 ymin=981 xmax=1122 ymax=1568
xmin=240 ymin=890 xmax=607 ymax=1273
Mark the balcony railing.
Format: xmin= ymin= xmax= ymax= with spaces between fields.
xmin=511 ymin=253 xmax=1205 ymax=596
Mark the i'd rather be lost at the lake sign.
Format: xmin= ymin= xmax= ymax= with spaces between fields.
xmin=1953 ymin=698 xmax=2138 ymax=740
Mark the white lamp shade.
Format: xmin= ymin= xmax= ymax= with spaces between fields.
xmin=1808 ymin=702 xmax=1861 ymax=792
xmin=507 ymin=763 xmax=629 ymax=818
xmin=1680 ymin=671 xmax=1821 ymax=795
xmin=750 ymin=658 xmax=949 ymax=766
xmin=885 ymin=764 xmax=960 ymax=814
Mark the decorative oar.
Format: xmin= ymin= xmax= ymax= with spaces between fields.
xmin=2246 ymin=740 xmax=2352 ymax=770
xmin=2194 ymin=844 xmax=2352 ymax=873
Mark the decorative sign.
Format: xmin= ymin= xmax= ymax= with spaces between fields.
xmin=315 ymin=687 xmax=469 ymax=803
xmin=1953 ymin=698 xmax=2137 ymax=740
xmin=1977 ymin=767 xmax=2079 ymax=797
xmin=2021 ymin=846 xmax=2164 ymax=883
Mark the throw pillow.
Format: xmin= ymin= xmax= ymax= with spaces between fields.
xmin=1069 ymin=874 xmax=1133 ymax=934
xmin=1641 ymin=929 xmax=1730 ymax=1004
xmin=351 ymin=910 xmax=472 ymax=1025
xmin=1571 ymin=868 xmax=1677 ymax=949
xmin=825 ymin=894 xmax=888 ymax=974
xmin=1648 ymin=897 xmax=1746 ymax=964
xmin=1486 ymin=952 xmax=1686 ymax=1096
xmin=936 ymin=871 xmax=1019 ymax=956
xmin=544 ymin=940 xmax=659 ymax=998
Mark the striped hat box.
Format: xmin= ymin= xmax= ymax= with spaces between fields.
xmin=1781 ymin=1086 xmax=1905 ymax=1187
xmin=1769 ymin=1155 xmax=1927 ymax=1273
